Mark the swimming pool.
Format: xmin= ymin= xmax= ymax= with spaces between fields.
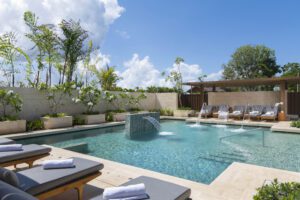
xmin=17 ymin=120 xmax=300 ymax=184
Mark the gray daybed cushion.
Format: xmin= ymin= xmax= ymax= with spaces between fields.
xmin=17 ymin=157 xmax=103 ymax=196
xmin=0 ymin=144 xmax=51 ymax=164
xmin=0 ymin=168 xmax=19 ymax=188
xmin=0 ymin=180 xmax=37 ymax=200
xmin=96 ymin=176 xmax=191 ymax=200
xmin=0 ymin=138 xmax=15 ymax=145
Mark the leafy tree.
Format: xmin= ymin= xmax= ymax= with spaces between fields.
xmin=73 ymin=86 xmax=102 ymax=114
xmin=0 ymin=32 xmax=31 ymax=87
xmin=281 ymin=62 xmax=300 ymax=92
xmin=90 ymin=65 xmax=121 ymax=91
xmin=59 ymin=19 xmax=88 ymax=84
xmin=223 ymin=45 xmax=280 ymax=80
xmin=165 ymin=57 xmax=184 ymax=107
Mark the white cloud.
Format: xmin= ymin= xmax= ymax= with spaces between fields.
xmin=0 ymin=0 xmax=125 ymax=48
xmin=118 ymin=54 xmax=167 ymax=88
xmin=205 ymin=70 xmax=223 ymax=81
xmin=117 ymin=54 xmax=221 ymax=89
xmin=116 ymin=30 xmax=130 ymax=39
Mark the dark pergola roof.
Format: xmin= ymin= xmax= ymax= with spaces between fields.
xmin=183 ymin=76 xmax=300 ymax=87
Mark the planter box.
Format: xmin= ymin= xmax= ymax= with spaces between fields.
xmin=113 ymin=112 xmax=130 ymax=121
xmin=78 ymin=114 xmax=106 ymax=125
xmin=0 ymin=120 xmax=26 ymax=135
xmin=41 ymin=116 xmax=73 ymax=129
xmin=173 ymin=110 xmax=195 ymax=117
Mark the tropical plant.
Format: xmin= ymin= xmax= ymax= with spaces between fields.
xmin=26 ymin=119 xmax=44 ymax=131
xmin=40 ymin=82 xmax=75 ymax=116
xmin=90 ymin=65 xmax=121 ymax=91
xmin=127 ymin=93 xmax=147 ymax=110
xmin=254 ymin=179 xmax=300 ymax=200
xmin=0 ymin=89 xmax=23 ymax=121
xmin=59 ymin=19 xmax=88 ymax=84
xmin=291 ymin=121 xmax=300 ymax=128
xmin=165 ymin=57 xmax=185 ymax=107
xmin=0 ymin=32 xmax=31 ymax=87
xmin=222 ymin=45 xmax=280 ymax=80
xmin=73 ymin=86 xmax=102 ymax=114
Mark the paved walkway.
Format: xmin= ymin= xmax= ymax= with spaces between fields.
xmin=15 ymin=146 xmax=300 ymax=200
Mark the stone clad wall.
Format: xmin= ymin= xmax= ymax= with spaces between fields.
xmin=0 ymin=88 xmax=178 ymax=120
xmin=208 ymin=91 xmax=281 ymax=107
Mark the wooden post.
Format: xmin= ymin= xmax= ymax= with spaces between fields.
xmin=212 ymin=85 xmax=216 ymax=92
xmin=200 ymin=85 xmax=204 ymax=108
xmin=279 ymin=81 xmax=287 ymax=120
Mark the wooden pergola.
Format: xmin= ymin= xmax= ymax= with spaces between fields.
xmin=183 ymin=76 xmax=300 ymax=113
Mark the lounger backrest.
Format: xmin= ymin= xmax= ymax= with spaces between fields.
xmin=219 ymin=105 xmax=229 ymax=112
xmin=201 ymin=105 xmax=213 ymax=113
xmin=251 ymin=105 xmax=264 ymax=114
xmin=265 ymin=105 xmax=279 ymax=115
xmin=233 ymin=105 xmax=245 ymax=113
xmin=0 ymin=180 xmax=37 ymax=200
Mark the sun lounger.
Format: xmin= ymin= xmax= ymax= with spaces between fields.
xmin=1 ymin=157 xmax=103 ymax=200
xmin=0 ymin=144 xmax=51 ymax=168
xmin=200 ymin=105 xmax=213 ymax=118
xmin=213 ymin=105 xmax=229 ymax=119
xmin=0 ymin=180 xmax=37 ymax=200
xmin=249 ymin=105 xmax=264 ymax=120
xmin=95 ymin=176 xmax=191 ymax=200
xmin=261 ymin=105 xmax=279 ymax=121
xmin=0 ymin=137 xmax=15 ymax=145
xmin=229 ymin=105 xmax=246 ymax=120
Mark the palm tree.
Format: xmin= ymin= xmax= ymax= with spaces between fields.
xmin=90 ymin=65 xmax=121 ymax=91
xmin=59 ymin=19 xmax=88 ymax=84
xmin=0 ymin=32 xmax=31 ymax=87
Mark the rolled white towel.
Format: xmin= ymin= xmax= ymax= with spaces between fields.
xmin=43 ymin=158 xmax=75 ymax=169
xmin=233 ymin=111 xmax=241 ymax=115
xmin=250 ymin=111 xmax=259 ymax=115
xmin=0 ymin=144 xmax=23 ymax=152
xmin=109 ymin=194 xmax=149 ymax=200
xmin=265 ymin=111 xmax=274 ymax=116
xmin=103 ymin=184 xmax=146 ymax=200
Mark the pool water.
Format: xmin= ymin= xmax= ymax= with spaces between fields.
xmin=17 ymin=120 xmax=300 ymax=184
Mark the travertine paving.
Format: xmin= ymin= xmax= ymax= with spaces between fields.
xmin=19 ymin=146 xmax=300 ymax=200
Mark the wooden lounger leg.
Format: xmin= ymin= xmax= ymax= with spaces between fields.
xmin=27 ymin=160 xmax=34 ymax=168
xmin=76 ymin=185 xmax=84 ymax=200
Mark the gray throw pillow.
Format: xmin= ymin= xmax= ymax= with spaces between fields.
xmin=0 ymin=168 xmax=19 ymax=188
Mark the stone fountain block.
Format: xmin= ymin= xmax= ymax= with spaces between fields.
xmin=125 ymin=112 xmax=160 ymax=139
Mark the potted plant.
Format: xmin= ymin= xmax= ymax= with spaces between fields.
xmin=40 ymin=82 xmax=74 ymax=129
xmin=73 ymin=86 xmax=105 ymax=125
xmin=0 ymin=89 xmax=26 ymax=134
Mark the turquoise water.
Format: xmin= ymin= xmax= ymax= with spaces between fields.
xmin=17 ymin=120 xmax=300 ymax=184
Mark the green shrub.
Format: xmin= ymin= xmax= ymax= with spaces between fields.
xmin=44 ymin=112 xmax=66 ymax=118
xmin=73 ymin=116 xmax=85 ymax=126
xmin=160 ymin=108 xmax=173 ymax=116
xmin=105 ymin=112 xmax=114 ymax=122
xmin=0 ymin=89 xmax=23 ymax=121
xmin=129 ymin=108 xmax=141 ymax=113
xmin=27 ymin=120 xmax=44 ymax=131
xmin=0 ymin=115 xmax=18 ymax=121
xmin=291 ymin=121 xmax=300 ymax=128
xmin=254 ymin=179 xmax=300 ymax=200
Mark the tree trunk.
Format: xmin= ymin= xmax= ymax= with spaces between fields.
xmin=11 ymin=62 xmax=15 ymax=87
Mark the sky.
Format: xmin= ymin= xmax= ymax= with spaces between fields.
xmin=1 ymin=0 xmax=300 ymax=88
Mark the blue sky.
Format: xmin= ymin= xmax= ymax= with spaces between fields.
xmin=1 ymin=0 xmax=300 ymax=88
xmin=102 ymin=0 xmax=300 ymax=76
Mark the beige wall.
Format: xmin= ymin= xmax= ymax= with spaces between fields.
xmin=208 ymin=91 xmax=280 ymax=107
xmin=0 ymin=88 xmax=178 ymax=120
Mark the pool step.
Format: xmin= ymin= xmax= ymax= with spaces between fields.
xmin=198 ymin=151 xmax=247 ymax=164
xmin=63 ymin=142 xmax=89 ymax=153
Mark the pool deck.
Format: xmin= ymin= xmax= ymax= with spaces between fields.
xmin=13 ymin=145 xmax=300 ymax=200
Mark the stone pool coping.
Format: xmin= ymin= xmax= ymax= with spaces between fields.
xmin=12 ymin=145 xmax=300 ymax=200
xmin=1 ymin=116 xmax=299 ymax=141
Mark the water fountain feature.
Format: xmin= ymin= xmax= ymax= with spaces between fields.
xmin=189 ymin=103 xmax=206 ymax=128
xmin=230 ymin=104 xmax=248 ymax=133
